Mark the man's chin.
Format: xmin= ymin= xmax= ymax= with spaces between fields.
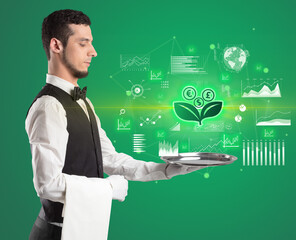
xmin=73 ymin=70 xmax=89 ymax=79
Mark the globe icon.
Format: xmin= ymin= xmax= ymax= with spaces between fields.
xmin=223 ymin=46 xmax=248 ymax=72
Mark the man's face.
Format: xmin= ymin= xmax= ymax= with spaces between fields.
xmin=61 ymin=24 xmax=97 ymax=79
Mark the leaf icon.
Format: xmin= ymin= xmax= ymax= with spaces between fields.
xmin=200 ymin=101 xmax=223 ymax=120
xmin=174 ymin=102 xmax=201 ymax=123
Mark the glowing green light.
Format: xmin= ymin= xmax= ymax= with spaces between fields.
xmin=263 ymin=68 xmax=269 ymax=73
xmin=204 ymin=173 xmax=210 ymax=179
xmin=210 ymin=44 xmax=215 ymax=50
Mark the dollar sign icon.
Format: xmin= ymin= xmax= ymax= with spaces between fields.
xmin=182 ymin=86 xmax=197 ymax=100
xmin=202 ymin=88 xmax=215 ymax=102
xmin=194 ymin=97 xmax=204 ymax=108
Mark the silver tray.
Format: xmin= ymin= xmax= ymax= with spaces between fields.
xmin=161 ymin=152 xmax=238 ymax=166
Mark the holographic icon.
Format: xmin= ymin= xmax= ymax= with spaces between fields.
xmin=150 ymin=70 xmax=163 ymax=80
xmin=117 ymin=118 xmax=131 ymax=131
xmin=221 ymin=84 xmax=230 ymax=97
xmin=128 ymin=79 xmax=150 ymax=99
xmin=131 ymin=84 xmax=144 ymax=98
xmin=182 ymin=86 xmax=197 ymax=100
xmin=171 ymin=56 xmax=206 ymax=74
xmin=139 ymin=111 xmax=162 ymax=127
xmin=159 ymin=140 xmax=178 ymax=156
xmin=156 ymin=130 xmax=166 ymax=138
xmin=170 ymin=122 xmax=181 ymax=131
xmin=120 ymin=54 xmax=150 ymax=71
xmin=202 ymin=89 xmax=215 ymax=102
xmin=193 ymin=97 xmax=204 ymax=108
xmin=242 ymin=78 xmax=282 ymax=98
xmin=235 ymin=114 xmax=242 ymax=122
xmin=133 ymin=134 xmax=146 ymax=153
xmin=174 ymin=86 xmax=223 ymax=125
xmin=223 ymin=134 xmax=240 ymax=148
xmin=119 ymin=109 xmax=126 ymax=115
xmin=191 ymin=139 xmax=224 ymax=153
xmin=223 ymin=46 xmax=249 ymax=72
xmin=242 ymin=139 xmax=285 ymax=166
xmin=239 ymin=104 xmax=246 ymax=112
xmin=221 ymin=72 xmax=230 ymax=81
xmin=263 ymin=129 xmax=275 ymax=138
xmin=256 ymin=110 xmax=291 ymax=126
xmin=161 ymin=80 xmax=169 ymax=88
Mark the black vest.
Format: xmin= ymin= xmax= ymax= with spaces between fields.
xmin=27 ymin=83 xmax=103 ymax=223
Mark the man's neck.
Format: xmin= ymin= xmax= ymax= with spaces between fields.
xmin=48 ymin=70 xmax=78 ymax=86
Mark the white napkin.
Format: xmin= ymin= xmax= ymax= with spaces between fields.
xmin=61 ymin=174 xmax=113 ymax=240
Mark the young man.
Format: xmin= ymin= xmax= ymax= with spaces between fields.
xmin=26 ymin=9 xmax=204 ymax=240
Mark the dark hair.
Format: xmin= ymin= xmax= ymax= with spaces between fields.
xmin=42 ymin=9 xmax=91 ymax=60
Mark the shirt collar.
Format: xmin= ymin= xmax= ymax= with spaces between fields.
xmin=46 ymin=74 xmax=78 ymax=95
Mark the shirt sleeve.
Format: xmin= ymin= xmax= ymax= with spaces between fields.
xmin=25 ymin=96 xmax=68 ymax=203
xmin=86 ymin=99 xmax=170 ymax=182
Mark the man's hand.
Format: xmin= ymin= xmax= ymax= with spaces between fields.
xmin=106 ymin=175 xmax=128 ymax=202
xmin=165 ymin=164 xmax=207 ymax=179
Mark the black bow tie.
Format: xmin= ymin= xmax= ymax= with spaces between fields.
xmin=72 ymin=86 xmax=87 ymax=101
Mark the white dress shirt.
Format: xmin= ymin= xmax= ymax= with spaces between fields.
xmin=25 ymin=74 xmax=171 ymax=205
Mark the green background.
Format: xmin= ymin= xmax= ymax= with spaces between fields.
xmin=1 ymin=0 xmax=295 ymax=239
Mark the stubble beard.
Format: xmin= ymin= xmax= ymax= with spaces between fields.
xmin=62 ymin=49 xmax=89 ymax=79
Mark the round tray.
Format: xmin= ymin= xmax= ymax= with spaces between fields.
xmin=161 ymin=152 xmax=238 ymax=166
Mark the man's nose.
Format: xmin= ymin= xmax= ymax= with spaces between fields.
xmin=89 ymin=45 xmax=97 ymax=57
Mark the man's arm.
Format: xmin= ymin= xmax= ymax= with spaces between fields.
xmin=26 ymin=96 xmax=68 ymax=203
xmin=87 ymin=100 xmax=206 ymax=181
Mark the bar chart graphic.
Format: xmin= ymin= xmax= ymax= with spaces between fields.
xmin=242 ymin=139 xmax=285 ymax=166
xmin=133 ymin=134 xmax=146 ymax=153
xmin=171 ymin=56 xmax=206 ymax=74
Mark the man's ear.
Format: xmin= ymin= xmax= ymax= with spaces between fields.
xmin=49 ymin=38 xmax=64 ymax=55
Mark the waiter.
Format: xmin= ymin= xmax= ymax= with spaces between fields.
xmin=26 ymin=9 xmax=205 ymax=240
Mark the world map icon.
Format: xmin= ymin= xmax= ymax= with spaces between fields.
xmin=223 ymin=46 xmax=248 ymax=72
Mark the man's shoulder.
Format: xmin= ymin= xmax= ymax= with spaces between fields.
xmin=28 ymin=95 xmax=65 ymax=117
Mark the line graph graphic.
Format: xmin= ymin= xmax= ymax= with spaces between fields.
xmin=159 ymin=140 xmax=178 ymax=156
xmin=241 ymin=78 xmax=282 ymax=98
xmin=120 ymin=54 xmax=150 ymax=71
xmin=256 ymin=110 xmax=291 ymax=126
xmin=139 ymin=111 xmax=162 ymax=127
xmin=191 ymin=140 xmax=224 ymax=153
xmin=223 ymin=134 xmax=240 ymax=148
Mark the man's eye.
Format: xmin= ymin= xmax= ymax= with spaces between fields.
xmin=80 ymin=43 xmax=86 ymax=47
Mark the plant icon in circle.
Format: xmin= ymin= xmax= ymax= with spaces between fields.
xmin=173 ymin=86 xmax=223 ymax=126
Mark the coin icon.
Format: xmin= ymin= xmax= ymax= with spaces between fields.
xmin=182 ymin=86 xmax=197 ymax=100
xmin=202 ymin=88 xmax=215 ymax=102
xmin=193 ymin=97 xmax=204 ymax=108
